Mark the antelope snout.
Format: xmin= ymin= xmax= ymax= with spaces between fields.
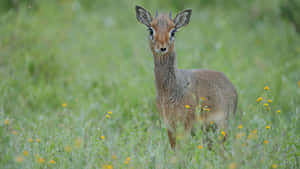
xmin=160 ymin=47 xmax=167 ymax=52
xmin=155 ymin=44 xmax=168 ymax=54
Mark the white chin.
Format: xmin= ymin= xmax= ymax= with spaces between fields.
xmin=155 ymin=50 xmax=168 ymax=55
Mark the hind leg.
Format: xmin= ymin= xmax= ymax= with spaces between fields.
xmin=168 ymin=129 xmax=176 ymax=149
xmin=184 ymin=112 xmax=196 ymax=135
xmin=201 ymin=123 xmax=218 ymax=150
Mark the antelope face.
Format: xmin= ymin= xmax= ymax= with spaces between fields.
xmin=135 ymin=6 xmax=192 ymax=55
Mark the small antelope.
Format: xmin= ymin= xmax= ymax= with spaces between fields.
xmin=135 ymin=6 xmax=238 ymax=149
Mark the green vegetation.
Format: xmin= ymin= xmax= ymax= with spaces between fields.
xmin=0 ymin=0 xmax=299 ymax=168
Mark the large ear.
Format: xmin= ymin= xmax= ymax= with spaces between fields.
xmin=135 ymin=5 xmax=152 ymax=27
xmin=173 ymin=9 xmax=192 ymax=30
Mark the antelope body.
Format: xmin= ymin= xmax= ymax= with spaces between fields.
xmin=135 ymin=6 xmax=238 ymax=149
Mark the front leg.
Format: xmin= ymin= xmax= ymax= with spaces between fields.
xmin=168 ymin=129 xmax=176 ymax=149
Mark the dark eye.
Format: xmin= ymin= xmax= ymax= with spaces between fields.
xmin=171 ymin=31 xmax=175 ymax=37
xmin=170 ymin=29 xmax=176 ymax=39
xmin=149 ymin=28 xmax=154 ymax=36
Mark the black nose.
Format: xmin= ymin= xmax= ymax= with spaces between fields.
xmin=160 ymin=48 xmax=166 ymax=52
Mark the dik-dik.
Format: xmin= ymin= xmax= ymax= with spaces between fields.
xmin=135 ymin=6 xmax=238 ymax=149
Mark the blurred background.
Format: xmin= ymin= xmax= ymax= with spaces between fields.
xmin=0 ymin=0 xmax=299 ymax=116
xmin=0 ymin=0 xmax=299 ymax=168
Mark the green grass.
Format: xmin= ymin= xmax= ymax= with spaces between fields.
xmin=0 ymin=1 xmax=299 ymax=169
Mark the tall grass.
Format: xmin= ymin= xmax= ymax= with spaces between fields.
xmin=0 ymin=1 xmax=299 ymax=168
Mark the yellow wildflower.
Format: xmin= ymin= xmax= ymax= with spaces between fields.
xmin=266 ymin=125 xmax=270 ymax=129
xmin=298 ymin=80 xmax=300 ymax=87
xmin=263 ymin=140 xmax=269 ymax=144
xmin=75 ymin=137 xmax=82 ymax=148
xmin=264 ymin=103 xmax=269 ymax=107
xmin=37 ymin=157 xmax=45 ymax=164
xmin=221 ymin=131 xmax=226 ymax=136
xmin=4 ymin=119 xmax=9 ymax=125
xmin=15 ymin=156 xmax=24 ymax=163
xmin=238 ymin=124 xmax=243 ymax=129
xmin=108 ymin=111 xmax=112 ymax=114
xmin=103 ymin=164 xmax=113 ymax=169
xmin=23 ymin=151 xmax=29 ymax=156
xmin=101 ymin=135 xmax=105 ymax=140
xmin=252 ymin=129 xmax=257 ymax=134
xmin=200 ymin=97 xmax=206 ymax=100
xmin=268 ymin=99 xmax=272 ymax=103
xmin=228 ymin=162 xmax=237 ymax=169
xmin=28 ymin=138 xmax=33 ymax=143
xmin=236 ymin=132 xmax=245 ymax=139
xmin=12 ymin=131 xmax=17 ymax=135
xmin=256 ymin=97 xmax=263 ymax=103
xmin=36 ymin=138 xmax=40 ymax=143
xmin=264 ymin=86 xmax=270 ymax=90
xmin=248 ymin=132 xmax=258 ymax=140
xmin=124 ymin=157 xmax=131 ymax=164
xmin=185 ymin=105 xmax=190 ymax=109
xmin=203 ymin=107 xmax=210 ymax=111
xmin=112 ymin=154 xmax=117 ymax=160
xmin=64 ymin=145 xmax=72 ymax=152
xmin=272 ymin=164 xmax=277 ymax=168
xmin=276 ymin=110 xmax=281 ymax=113
xmin=49 ymin=159 xmax=56 ymax=164
xmin=106 ymin=114 xmax=110 ymax=118
xmin=62 ymin=103 xmax=67 ymax=108
xmin=198 ymin=145 xmax=203 ymax=150
xmin=210 ymin=121 xmax=214 ymax=125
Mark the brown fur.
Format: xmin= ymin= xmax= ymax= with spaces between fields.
xmin=136 ymin=6 xmax=238 ymax=149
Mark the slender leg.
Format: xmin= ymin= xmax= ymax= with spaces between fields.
xmin=191 ymin=127 xmax=196 ymax=136
xmin=168 ymin=130 xmax=176 ymax=149
xmin=201 ymin=124 xmax=213 ymax=150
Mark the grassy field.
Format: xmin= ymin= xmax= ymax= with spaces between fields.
xmin=0 ymin=1 xmax=299 ymax=169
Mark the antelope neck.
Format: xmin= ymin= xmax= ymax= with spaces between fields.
xmin=153 ymin=50 xmax=178 ymax=96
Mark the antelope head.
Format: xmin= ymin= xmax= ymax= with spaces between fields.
xmin=135 ymin=6 xmax=192 ymax=56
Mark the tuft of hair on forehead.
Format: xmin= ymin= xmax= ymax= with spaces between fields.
xmin=154 ymin=13 xmax=170 ymax=19
xmin=152 ymin=13 xmax=174 ymax=28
